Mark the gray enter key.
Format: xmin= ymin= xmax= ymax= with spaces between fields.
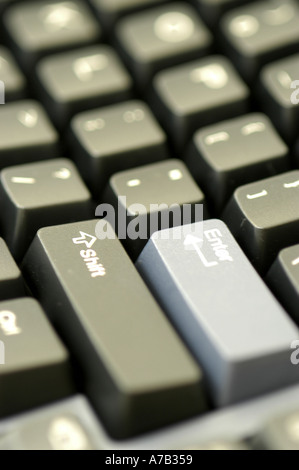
xmin=136 ymin=219 xmax=299 ymax=407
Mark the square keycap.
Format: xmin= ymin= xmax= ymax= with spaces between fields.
xmin=186 ymin=113 xmax=289 ymax=210
xmin=260 ymin=54 xmax=299 ymax=144
xmin=4 ymin=0 xmax=101 ymax=70
xmin=0 ymin=100 xmax=59 ymax=168
xmin=70 ymin=100 xmax=168 ymax=196
xmin=152 ymin=55 xmax=249 ymax=149
xmin=0 ymin=158 xmax=92 ymax=259
xmin=221 ymin=0 xmax=299 ymax=82
xmin=36 ymin=45 xmax=133 ymax=129
xmin=116 ymin=2 xmax=212 ymax=87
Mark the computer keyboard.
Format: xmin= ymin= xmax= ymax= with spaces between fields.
xmin=0 ymin=0 xmax=299 ymax=451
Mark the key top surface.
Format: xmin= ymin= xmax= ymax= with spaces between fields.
xmin=0 ymin=298 xmax=73 ymax=417
xmin=0 ymin=395 xmax=103 ymax=450
xmin=223 ymin=170 xmax=299 ymax=273
xmin=186 ymin=113 xmax=289 ymax=211
xmin=70 ymin=100 xmax=168 ymax=196
xmin=116 ymin=2 xmax=212 ymax=88
xmin=36 ymin=45 xmax=133 ymax=130
xmin=0 ymin=159 xmax=92 ymax=260
xmin=4 ymin=0 xmax=101 ymax=70
xmin=152 ymin=55 xmax=249 ymax=149
xmin=22 ymin=219 xmax=206 ymax=439
xmin=260 ymin=54 xmax=299 ymax=144
xmin=104 ymin=159 xmax=206 ymax=257
xmin=136 ymin=219 xmax=299 ymax=407
xmin=221 ymin=0 xmax=299 ymax=82
xmin=0 ymin=100 xmax=59 ymax=169
xmin=254 ymin=410 xmax=299 ymax=450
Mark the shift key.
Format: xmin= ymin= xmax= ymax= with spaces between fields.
xmin=22 ymin=220 xmax=206 ymax=439
xmin=136 ymin=220 xmax=299 ymax=407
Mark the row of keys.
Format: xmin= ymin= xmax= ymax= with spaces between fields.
xmin=14 ymin=218 xmax=299 ymax=439
xmin=4 ymin=390 xmax=299 ymax=450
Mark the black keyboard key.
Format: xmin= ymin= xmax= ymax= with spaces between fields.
xmin=194 ymin=0 xmax=251 ymax=27
xmin=22 ymin=220 xmax=206 ymax=439
xmin=186 ymin=113 xmax=289 ymax=211
xmin=36 ymin=45 xmax=133 ymax=130
xmin=152 ymin=55 xmax=249 ymax=150
xmin=116 ymin=2 xmax=212 ymax=88
xmin=0 ymin=46 xmax=26 ymax=101
xmin=221 ymin=0 xmax=299 ymax=82
xmin=0 ymin=238 xmax=25 ymax=300
xmin=260 ymin=54 xmax=299 ymax=144
xmin=254 ymin=410 xmax=299 ymax=450
xmin=223 ymin=170 xmax=299 ymax=273
xmin=4 ymin=0 xmax=101 ymax=71
xmin=0 ymin=100 xmax=60 ymax=169
xmin=104 ymin=159 xmax=206 ymax=257
xmin=267 ymin=245 xmax=299 ymax=324
xmin=70 ymin=100 xmax=168 ymax=197
xmin=89 ymin=0 xmax=168 ymax=30
xmin=0 ymin=298 xmax=73 ymax=417
xmin=0 ymin=159 xmax=92 ymax=260
xmin=0 ymin=396 xmax=101 ymax=450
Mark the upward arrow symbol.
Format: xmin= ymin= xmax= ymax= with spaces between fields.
xmin=72 ymin=232 xmax=97 ymax=248
xmin=184 ymin=234 xmax=218 ymax=268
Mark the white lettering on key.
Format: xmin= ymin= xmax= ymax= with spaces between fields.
xmin=72 ymin=232 xmax=97 ymax=248
xmin=204 ymin=229 xmax=233 ymax=262
xmin=184 ymin=234 xmax=218 ymax=267
xmin=292 ymin=257 xmax=299 ymax=266
xmin=184 ymin=229 xmax=233 ymax=267
xmin=205 ymin=131 xmax=230 ymax=145
xmin=284 ymin=181 xmax=299 ymax=189
xmin=246 ymin=190 xmax=268 ymax=200
xmin=11 ymin=177 xmax=36 ymax=184
xmin=0 ymin=311 xmax=22 ymax=336
xmin=241 ymin=122 xmax=266 ymax=136
xmin=72 ymin=232 xmax=106 ymax=278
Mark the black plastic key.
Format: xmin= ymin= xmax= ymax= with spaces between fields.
xmin=186 ymin=113 xmax=289 ymax=211
xmin=223 ymin=170 xmax=299 ymax=273
xmin=254 ymin=410 xmax=299 ymax=450
xmin=0 ymin=238 xmax=25 ymax=300
xmin=4 ymin=0 xmax=101 ymax=71
xmin=89 ymin=0 xmax=169 ymax=30
xmin=194 ymin=0 xmax=251 ymax=27
xmin=260 ymin=54 xmax=299 ymax=144
xmin=36 ymin=45 xmax=133 ymax=130
xmin=104 ymin=159 xmax=206 ymax=257
xmin=221 ymin=0 xmax=299 ymax=82
xmin=152 ymin=55 xmax=249 ymax=150
xmin=22 ymin=219 xmax=206 ymax=439
xmin=267 ymin=245 xmax=299 ymax=324
xmin=0 ymin=158 xmax=92 ymax=260
xmin=70 ymin=100 xmax=168 ymax=197
xmin=115 ymin=2 xmax=212 ymax=88
xmin=0 ymin=100 xmax=60 ymax=169
xmin=0 ymin=298 xmax=73 ymax=418
xmin=0 ymin=46 xmax=26 ymax=101
xmin=0 ymin=396 xmax=101 ymax=450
